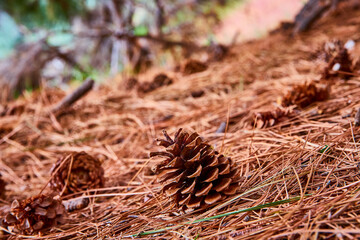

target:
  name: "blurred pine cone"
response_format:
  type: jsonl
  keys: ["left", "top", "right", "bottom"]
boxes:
{"left": 207, "top": 42, "right": 228, "bottom": 62}
{"left": 282, "top": 81, "right": 329, "bottom": 108}
{"left": 1, "top": 195, "right": 65, "bottom": 235}
{"left": 253, "top": 108, "right": 294, "bottom": 128}
{"left": 50, "top": 151, "right": 105, "bottom": 195}
{"left": 183, "top": 60, "right": 208, "bottom": 75}
{"left": 124, "top": 77, "right": 139, "bottom": 90}
{"left": 322, "top": 47, "right": 353, "bottom": 79}
{"left": 138, "top": 73, "right": 173, "bottom": 93}
{"left": 150, "top": 129, "right": 240, "bottom": 211}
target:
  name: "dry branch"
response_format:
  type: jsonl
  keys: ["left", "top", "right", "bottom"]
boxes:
{"left": 354, "top": 107, "right": 360, "bottom": 126}
{"left": 51, "top": 78, "right": 94, "bottom": 113}
{"left": 293, "top": 3, "right": 330, "bottom": 34}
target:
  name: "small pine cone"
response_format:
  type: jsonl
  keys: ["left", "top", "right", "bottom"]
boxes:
{"left": 124, "top": 77, "right": 139, "bottom": 90}
{"left": 150, "top": 129, "right": 240, "bottom": 211}
{"left": 138, "top": 81, "right": 153, "bottom": 93}
{"left": 253, "top": 107, "right": 293, "bottom": 128}
{"left": 207, "top": 43, "right": 228, "bottom": 62}
{"left": 1, "top": 195, "right": 65, "bottom": 235}
{"left": 183, "top": 60, "right": 208, "bottom": 75}
{"left": 138, "top": 73, "right": 173, "bottom": 93}
{"left": 321, "top": 40, "right": 343, "bottom": 62}
{"left": 282, "top": 81, "right": 329, "bottom": 108}
{"left": 152, "top": 73, "right": 173, "bottom": 89}
{"left": 322, "top": 47, "right": 353, "bottom": 79}
{"left": 50, "top": 151, "right": 105, "bottom": 195}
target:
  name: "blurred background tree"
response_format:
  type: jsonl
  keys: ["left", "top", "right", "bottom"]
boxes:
{"left": 0, "top": 0, "right": 240, "bottom": 100}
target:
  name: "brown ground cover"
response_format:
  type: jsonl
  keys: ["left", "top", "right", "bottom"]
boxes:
{"left": 1, "top": 4, "right": 360, "bottom": 239}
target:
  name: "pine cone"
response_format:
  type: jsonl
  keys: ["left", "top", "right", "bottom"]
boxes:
{"left": 282, "top": 81, "right": 329, "bottom": 108}
{"left": 253, "top": 107, "right": 293, "bottom": 128}
{"left": 152, "top": 73, "right": 173, "bottom": 88}
{"left": 322, "top": 40, "right": 343, "bottom": 62}
{"left": 138, "top": 73, "right": 173, "bottom": 93}
{"left": 207, "top": 43, "right": 228, "bottom": 62}
{"left": 50, "top": 151, "right": 105, "bottom": 195}
{"left": 183, "top": 60, "right": 208, "bottom": 75}
{"left": 150, "top": 129, "right": 240, "bottom": 211}
{"left": 322, "top": 47, "right": 353, "bottom": 79}
{"left": 1, "top": 195, "right": 65, "bottom": 235}
{"left": 124, "top": 77, "right": 139, "bottom": 90}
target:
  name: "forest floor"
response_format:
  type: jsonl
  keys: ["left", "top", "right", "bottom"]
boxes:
{"left": 1, "top": 3, "right": 360, "bottom": 239}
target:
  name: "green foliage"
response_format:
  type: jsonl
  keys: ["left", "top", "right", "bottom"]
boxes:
{"left": 72, "top": 66, "right": 101, "bottom": 84}
{"left": 133, "top": 25, "right": 148, "bottom": 36}
{"left": 47, "top": 32, "right": 74, "bottom": 47}
{"left": 0, "top": 0, "right": 87, "bottom": 29}
{"left": 0, "top": 12, "right": 21, "bottom": 58}
{"left": 319, "top": 145, "right": 330, "bottom": 153}
{"left": 0, "top": 0, "right": 245, "bottom": 84}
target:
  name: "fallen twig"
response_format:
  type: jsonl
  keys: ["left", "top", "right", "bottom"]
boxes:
{"left": 51, "top": 78, "right": 94, "bottom": 113}
{"left": 354, "top": 107, "right": 360, "bottom": 126}
{"left": 216, "top": 122, "right": 227, "bottom": 133}
{"left": 293, "top": 0, "right": 330, "bottom": 34}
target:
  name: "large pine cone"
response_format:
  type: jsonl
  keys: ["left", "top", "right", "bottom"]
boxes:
{"left": 1, "top": 195, "right": 65, "bottom": 235}
{"left": 150, "top": 129, "right": 240, "bottom": 210}
{"left": 50, "top": 151, "right": 105, "bottom": 195}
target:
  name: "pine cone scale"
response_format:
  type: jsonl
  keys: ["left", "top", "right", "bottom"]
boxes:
{"left": 178, "top": 194, "right": 191, "bottom": 205}
{"left": 22, "top": 218, "right": 30, "bottom": 230}
{"left": 204, "top": 156, "right": 218, "bottom": 167}
{"left": 164, "top": 183, "right": 182, "bottom": 196}
{"left": 167, "top": 157, "right": 183, "bottom": 168}
{"left": 187, "top": 165, "right": 202, "bottom": 178}
{"left": 157, "top": 168, "right": 181, "bottom": 181}
{"left": 223, "top": 184, "right": 238, "bottom": 195}
{"left": 205, "top": 192, "right": 222, "bottom": 205}
{"left": 35, "top": 207, "right": 47, "bottom": 216}
{"left": 195, "top": 183, "right": 213, "bottom": 197}
{"left": 46, "top": 208, "right": 56, "bottom": 218}
{"left": 33, "top": 221, "right": 44, "bottom": 230}
{"left": 5, "top": 213, "right": 16, "bottom": 224}
{"left": 202, "top": 168, "right": 219, "bottom": 183}
{"left": 219, "top": 164, "right": 230, "bottom": 175}
{"left": 224, "top": 169, "right": 240, "bottom": 180}
{"left": 213, "top": 178, "right": 232, "bottom": 192}
{"left": 185, "top": 151, "right": 201, "bottom": 166}
{"left": 181, "top": 179, "right": 197, "bottom": 194}
{"left": 185, "top": 133, "right": 199, "bottom": 144}
{"left": 187, "top": 197, "right": 203, "bottom": 208}
{"left": 166, "top": 143, "right": 181, "bottom": 155}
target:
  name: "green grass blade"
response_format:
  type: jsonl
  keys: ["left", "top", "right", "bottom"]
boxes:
{"left": 124, "top": 195, "right": 307, "bottom": 238}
